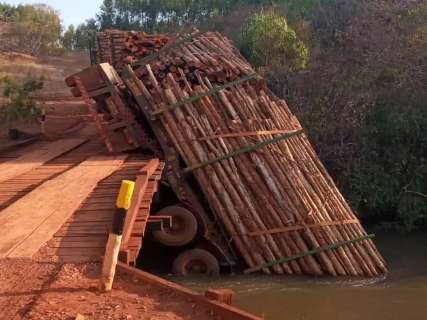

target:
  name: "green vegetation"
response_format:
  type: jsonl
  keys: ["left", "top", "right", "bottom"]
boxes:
{"left": 95, "top": 0, "right": 244, "bottom": 32}
{"left": 240, "top": 10, "right": 308, "bottom": 72}
{"left": 283, "top": 1, "right": 427, "bottom": 231}
{"left": 0, "top": 76, "right": 44, "bottom": 124}
{"left": 61, "top": 25, "right": 76, "bottom": 50}
{"left": 0, "top": 3, "right": 62, "bottom": 56}
{"left": 349, "top": 102, "right": 427, "bottom": 231}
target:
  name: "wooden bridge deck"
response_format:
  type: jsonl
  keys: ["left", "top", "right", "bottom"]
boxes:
{"left": 40, "top": 155, "right": 164, "bottom": 263}
{"left": 0, "top": 138, "right": 164, "bottom": 263}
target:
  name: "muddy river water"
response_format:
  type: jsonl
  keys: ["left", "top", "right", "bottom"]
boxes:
{"left": 175, "top": 231, "right": 427, "bottom": 320}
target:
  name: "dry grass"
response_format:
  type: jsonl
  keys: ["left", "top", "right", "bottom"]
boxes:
{"left": 0, "top": 50, "right": 90, "bottom": 140}
{"left": 0, "top": 51, "right": 90, "bottom": 94}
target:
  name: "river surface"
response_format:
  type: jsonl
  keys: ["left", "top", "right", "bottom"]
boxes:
{"left": 174, "top": 231, "right": 427, "bottom": 320}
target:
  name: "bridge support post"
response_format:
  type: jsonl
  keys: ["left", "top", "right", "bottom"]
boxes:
{"left": 100, "top": 180, "right": 135, "bottom": 292}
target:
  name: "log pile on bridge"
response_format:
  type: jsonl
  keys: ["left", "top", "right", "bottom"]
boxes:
{"left": 95, "top": 30, "right": 172, "bottom": 70}
{"left": 78, "top": 30, "right": 388, "bottom": 276}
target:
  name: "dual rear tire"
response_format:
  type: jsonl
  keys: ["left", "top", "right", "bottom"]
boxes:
{"left": 152, "top": 206, "right": 198, "bottom": 247}
{"left": 172, "top": 249, "right": 220, "bottom": 276}
{"left": 152, "top": 206, "right": 219, "bottom": 276}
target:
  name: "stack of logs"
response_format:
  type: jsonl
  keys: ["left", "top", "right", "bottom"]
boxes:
{"left": 132, "top": 33, "right": 254, "bottom": 90}
{"left": 95, "top": 30, "right": 172, "bottom": 70}
{"left": 118, "top": 31, "right": 387, "bottom": 276}
{"left": 124, "top": 31, "right": 172, "bottom": 64}
{"left": 96, "top": 30, "right": 128, "bottom": 70}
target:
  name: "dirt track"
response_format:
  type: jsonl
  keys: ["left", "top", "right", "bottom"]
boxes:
{"left": 0, "top": 259, "right": 218, "bottom": 320}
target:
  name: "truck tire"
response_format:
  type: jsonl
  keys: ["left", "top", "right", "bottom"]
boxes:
{"left": 172, "top": 249, "right": 220, "bottom": 276}
{"left": 152, "top": 206, "right": 198, "bottom": 247}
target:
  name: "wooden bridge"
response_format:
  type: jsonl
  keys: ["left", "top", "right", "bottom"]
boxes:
{"left": 0, "top": 138, "right": 163, "bottom": 264}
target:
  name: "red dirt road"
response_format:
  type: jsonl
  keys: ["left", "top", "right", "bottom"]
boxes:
{"left": 0, "top": 260, "right": 219, "bottom": 320}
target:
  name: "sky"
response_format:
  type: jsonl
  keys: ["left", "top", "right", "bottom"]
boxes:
{"left": 4, "top": 0, "right": 103, "bottom": 27}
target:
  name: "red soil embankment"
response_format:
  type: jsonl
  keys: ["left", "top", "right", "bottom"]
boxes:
{"left": 0, "top": 259, "right": 219, "bottom": 320}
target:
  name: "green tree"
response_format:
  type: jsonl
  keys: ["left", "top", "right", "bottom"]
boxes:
{"left": 74, "top": 19, "right": 98, "bottom": 50}
{"left": 62, "top": 24, "right": 76, "bottom": 50}
{"left": 240, "top": 10, "right": 308, "bottom": 72}
{"left": 95, "top": 0, "right": 258, "bottom": 32}
{"left": 97, "top": 0, "right": 115, "bottom": 30}
{"left": 348, "top": 101, "right": 427, "bottom": 231}
{"left": 9, "top": 4, "right": 62, "bottom": 55}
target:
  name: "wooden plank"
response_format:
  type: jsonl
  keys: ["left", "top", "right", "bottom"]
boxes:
{"left": 69, "top": 212, "right": 113, "bottom": 222}
{"left": 0, "top": 155, "right": 126, "bottom": 258}
{"left": 205, "top": 289, "right": 235, "bottom": 305}
{"left": 59, "top": 226, "right": 110, "bottom": 232}
{"left": 120, "top": 174, "right": 148, "bottom": 248}
{"left": 64, "top": 219, "right": 112, "bottom": 225}
{"left": 48, "top": 240, "right": 106, "bottom": 248}
{"left": 52, "top": 236, "right": 107, "bottom": 242}
{"left": 54, "top": 230, "right": 109, "bottom": 237}
{"left": 46, "top": 247, "right": 105, "bottom": 256}
{"left": 0, "top": 138, "right": 87, "bottom": 183}
{"left": 0, "top": 136, "right": 38, "bottom": 154}
{"left": 57, "top": 255, "right": 101, "bottom": 263}
{"left": 74, "top": 76, "right": 113, "bottom": 152}
{"left": 117, "top": 263, "right": 263, "bottom": 320}
{"left": 121, "top": 159, "right": 160, "bottom": 249}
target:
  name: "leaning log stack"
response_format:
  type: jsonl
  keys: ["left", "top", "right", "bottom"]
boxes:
{"left": 117, "top": 31, "right": 388, "bottom": 277}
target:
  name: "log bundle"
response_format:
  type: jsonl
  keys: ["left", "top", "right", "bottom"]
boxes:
{"left": 124, "top": 31, "right": 172, "bottom": 64}
{"left": 96, "top": 30, "right": 128, "bottom": 70}
{"left": 119, "top": 31, "right": 388, "bottom": 277}
{"left": 95, "top": 30, "right": 173, "bottom": 70}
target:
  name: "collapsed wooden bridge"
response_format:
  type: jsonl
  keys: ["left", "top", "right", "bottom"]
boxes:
{"left": 67, "top": 29, "right": 388, "bottom": 277}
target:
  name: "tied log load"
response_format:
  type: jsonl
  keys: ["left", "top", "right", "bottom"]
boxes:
{"left": 67, "top": 29, "right": 388, "bottom": 277}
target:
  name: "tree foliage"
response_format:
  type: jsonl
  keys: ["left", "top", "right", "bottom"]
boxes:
{"left": 284, "top": 0, "right": 427, "bottom": 230}
{"left": 349, "top": 101, "right": 427, "bottom": 231}
{"left": 240, "top": 10, "right": 308, "bottom": 72}
{"left": 0, "top": 3, "right": 62, "bottom": 56}
{"left": 0, "top": 2, "right": 19, "bottom": 21}
{"left": 62, "top": 25, "right": 76, "bottom": 50}
{"left": 74, "top": 19, "right": 98, "bottom": 49}
{"left": 0, "top": 76, "right": 44, "bottom": 124}
{"left": 96, "top": 0, "right": 263, "bottom": 32}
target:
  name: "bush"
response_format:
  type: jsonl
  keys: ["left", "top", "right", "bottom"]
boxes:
{"left": 0, "top": 76, "right": 44, "bottom": 124}
{"left": 240, "top": 10, "right": 308, "bottom": 72}
{"left": 348, "top": 102, "right": 427, "bottom": 231}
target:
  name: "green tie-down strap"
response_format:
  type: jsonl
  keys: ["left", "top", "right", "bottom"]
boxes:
{"left": 151, "top": 73, "right": 260, "bottom": 117}
{"left": 184, "top": 129, "right": 305, "bottom": 173}
{"left": 244, "top": 234, "right": 375, "bottom": 274}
